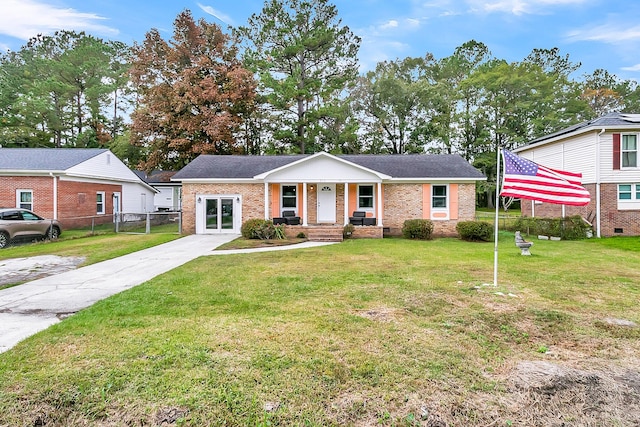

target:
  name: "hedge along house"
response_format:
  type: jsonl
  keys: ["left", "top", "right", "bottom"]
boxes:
{"left": 514, "top": 112, "right": 640, "bottom": 237}
{"left": 172, "top": 152, "right": 486, "bottom": 240}
{"left": 0, "top": 148, "right": 157, "bottom": 229}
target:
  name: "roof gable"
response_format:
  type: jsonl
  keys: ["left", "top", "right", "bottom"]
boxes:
{"left": 0, "top": 148, "right": 156, "bottom": 192}
{"left": 255, "top": 152, "right": 389, "bottom": 182}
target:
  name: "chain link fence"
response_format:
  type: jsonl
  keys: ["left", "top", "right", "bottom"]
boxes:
{"left": 62, "top": 212, "right": 182, "bottom": 235}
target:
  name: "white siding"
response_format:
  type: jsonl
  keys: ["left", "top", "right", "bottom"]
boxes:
{"left": 599, "top": 133, "right": 640, "bottom": 183}
{"left": 65, "top": 150, "right": 157, "bottom": 213}
{"left": 121, "top": 182, "right": 155, "bottom": 213}
{"left": 265, "top": 156, "right": 381, "bottom": 182}
{"left": 519, "top": 133, "right": 597, "bottom": 184}
{"left": 67, "top": 151, "right": 139, "bottom": 181}
{"left": 154, "top": 187, "right": 180, "bottom": 210}
{"left": 521, "top": 131, "right": 640, "bottom": 185}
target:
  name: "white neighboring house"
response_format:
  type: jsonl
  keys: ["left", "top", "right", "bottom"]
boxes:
{"left": 135, "top": 170, "right": 182, "bottom": 211}
{"left": 514, "top": 112, "right": 640, "bottom": 237}
{"left": 0, "top": 148, "right": 157, "bottom": 228}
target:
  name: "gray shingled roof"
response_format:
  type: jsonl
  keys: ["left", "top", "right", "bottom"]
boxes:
{"left": 0, "top": 148, "right": 107, "bottom": 170}
{"left": 173, "top": 153, "right": 485, "bottom": 180}
{"left": 525, "top": 112, "right": 640, "bottom": 146}
{"left": 341, "top": 154, "right": 484, "bottom": 178}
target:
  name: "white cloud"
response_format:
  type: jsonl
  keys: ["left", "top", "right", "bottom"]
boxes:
{"left": 197, "top": 3, "right": 234, "bottom": 26}
{"left": 622, "top": 64, "right": 640, "bottom": 72}
{"left": 380, "top": 20, "right": 399, "bottom": 30}
{"left": 466, "top": 0, "right": 588, "bottom": 16}
{"left": 0, "top": 0, "right": 118, "bottom": 41}
{"left": 406, "top": 18, "right": 421, "bottom": 28}
{"left": 566, "top": 23, "right": 640, "bottom": 43}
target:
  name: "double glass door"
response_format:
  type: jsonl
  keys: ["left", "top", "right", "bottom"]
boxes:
{"left": 205, "top": 198, "right": 234, "bottom": 231}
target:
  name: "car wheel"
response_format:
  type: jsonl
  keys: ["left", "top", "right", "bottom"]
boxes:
{"left": 0, "top": 231, "right": 8, "bottom": 249}
{"left": 46, "top": 226, "right": 60, "bottom": 240}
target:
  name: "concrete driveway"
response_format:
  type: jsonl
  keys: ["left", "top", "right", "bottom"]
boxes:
{"left": 0, "top": 235, "right": 335, "bottom": 353}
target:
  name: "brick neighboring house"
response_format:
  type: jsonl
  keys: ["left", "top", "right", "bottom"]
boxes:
{"left": 514, "top": 112, "right": 640, "bottom": 237}
{"left": 0, "top": 148, "right": 157, "bottom": 229}
{"left": 172, "top": 151, "right": 486, "bottom": 239}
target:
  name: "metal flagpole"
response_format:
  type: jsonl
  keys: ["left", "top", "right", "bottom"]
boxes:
{"left": 493, "top": 147, "right": 501, "bottom": 286}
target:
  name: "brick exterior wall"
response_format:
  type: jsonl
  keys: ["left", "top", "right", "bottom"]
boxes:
{"left": 182, "top": 182, "right": 477, "bottom": 238}
{"left": 181, "top": 183, "right": 265, "bottom": 234}
{"left": 0, "top": 176, "right": 54, "bottom": 215}
{"left": 382, "top": 183, "right": 476, "bottom": 237}
{"left": 520, "top": 183, "right": 640, "bottom": 237}
{"left": 382, "top": 184, "right": 423, "bottom": 235}
{"left": 0, "top": 176, "right": 121, "bottom": 229}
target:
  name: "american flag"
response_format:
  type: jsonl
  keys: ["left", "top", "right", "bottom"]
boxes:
{"left": 500, "top": 149, "right": 590, "bottom": 206}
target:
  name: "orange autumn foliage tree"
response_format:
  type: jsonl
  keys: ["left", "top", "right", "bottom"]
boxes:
{"left": 130, "top": 10, "right": 257, "bottom": 171}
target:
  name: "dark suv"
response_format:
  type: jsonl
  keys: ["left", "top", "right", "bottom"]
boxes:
{"left": 0, "top": 208, "right": 62, "bottom": 249}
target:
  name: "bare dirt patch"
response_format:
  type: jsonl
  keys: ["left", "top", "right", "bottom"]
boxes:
{"left": 0, "top": 255, "right": 85, "bottom": 287}
{"left": 355, "top": 306, "right": 404, "bottom": 322}
{"left": 504, "top": 360, "right": 640, "bottom": 426}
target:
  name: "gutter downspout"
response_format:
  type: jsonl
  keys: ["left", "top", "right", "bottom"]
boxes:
{"left": 561, "top": 144, "right": 566, "bottom": 218}
{"left": 49, "top": 172, "right": 58, "bottom": 220}
{"left": 596, "top": 128, "right": 605, "bottom": 238}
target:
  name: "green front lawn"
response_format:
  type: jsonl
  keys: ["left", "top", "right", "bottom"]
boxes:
{"left": 0, "top": 231, "right": 181, "bottom": 266}
{"left": 1, "top": 234, "right": 640, "bottom": 426}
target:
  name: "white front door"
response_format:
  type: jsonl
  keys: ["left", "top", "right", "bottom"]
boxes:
{"left": 317, "top": 184, "right": 336, "bottom": 223}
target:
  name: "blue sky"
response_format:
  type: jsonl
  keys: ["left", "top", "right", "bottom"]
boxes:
{"left": 1, "top": 0, "right": 639, "bottom": 79}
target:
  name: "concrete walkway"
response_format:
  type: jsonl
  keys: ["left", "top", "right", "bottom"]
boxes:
{"left": 0, "top": 235, "right": 334, "bottom": 353}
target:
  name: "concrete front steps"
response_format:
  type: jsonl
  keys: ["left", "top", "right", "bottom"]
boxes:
{"left": 305, "top": 225, "right": 345, "bottom": 242}
{"left": 284, "top": 224, "right": 384, "bottom": 241}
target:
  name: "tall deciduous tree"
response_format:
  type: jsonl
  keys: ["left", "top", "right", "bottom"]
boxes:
{"left": 130, "top": 10, "right": 256, "bottom": 171}
{"left": 426, "top": 40, "right": 491, "bottom": 157}
{"left": 351, "top": 56, "right": 432, "bottom": 154}
{"left": 580, "top": 69, "right": 633, "bottom": 116}
{"left": 236, "top": 0, "right": 360, "bottom": 154}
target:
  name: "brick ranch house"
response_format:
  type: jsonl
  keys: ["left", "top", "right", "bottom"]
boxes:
{"left": 172, "top": 151, "right": 486, "bottom": 240}
{"left": 514, "top": 112, "right": 640, "bottom": 237}
{"left": 0, "top": 148, "right": 157, "bottom": 229}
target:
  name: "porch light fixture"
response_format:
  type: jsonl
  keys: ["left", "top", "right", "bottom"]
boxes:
{"left": 197, "top": 197, "right": 202, "bottom": 203}
{"left": 310, "top": 185, "right": 314, "bottom": 190}
{"left": 236, "top": 197, "right": 240, "bottom": 202}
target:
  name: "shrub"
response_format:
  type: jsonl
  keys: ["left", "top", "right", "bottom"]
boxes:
{"left": 512, "top": 215, "right": 592, "bottom": 240}
{"left": 241, "top": 219, "right": 278, "bottom": 240}
{"left": 241, "top": 218, "right": 263, "bottom": 239}
{"left": 456, "top": 220, "right": 493, "bottom": 242}
{"left": 402, "top": 219, "right": 434, "bottom": 240}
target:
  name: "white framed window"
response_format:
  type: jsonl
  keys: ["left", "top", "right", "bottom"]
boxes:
{"left": 281, "top": 185, "right": 297, "bottom": 212}
{"left": 618, "top": 184, "right": 640, "bottom": 201}
{"left": 621, "top": 134, "right": 638, "bottom": 168}
{"left": 358, "top": 185, "right": 374, "bottom": 210}
{"left": 432, "top": 185, "right": 448, "bottom": 208}
{"left": 16, "top": 189, "right": 33, "bottom": 210}
{"left": 97, "top": 191, "right": 106, "bottom": 214}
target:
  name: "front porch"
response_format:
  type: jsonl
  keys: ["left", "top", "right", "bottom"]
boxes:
{"left": 283, "top": 223, "right": 384, "bottom": 242}
{"left": 265, "top": 182, "right": 383, "bottom": 228}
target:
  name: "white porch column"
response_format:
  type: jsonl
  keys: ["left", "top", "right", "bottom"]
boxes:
{"left": 264, "top": 182, "right": 269, "bottom": 220}
{"left": 377, "top": 182, "right": 383, "bottom": 226}
{"left": 344, "top": 182, "right": 349, "bottom": 225}
{"left": 302, "top": 182, "right": 308, "bottom": 226}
